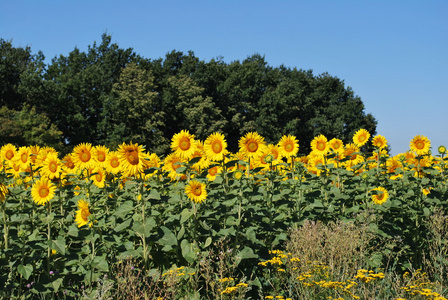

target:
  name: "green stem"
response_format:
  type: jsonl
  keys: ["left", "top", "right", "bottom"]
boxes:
{"left": 47, "top": 201, "right": 52, "bottom": 274}
{"left": 2, "top": 200, "right": 8, "bottom": 250}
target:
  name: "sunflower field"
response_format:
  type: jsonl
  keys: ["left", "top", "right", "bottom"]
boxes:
{"left": 1, "top": 129, "right": 447, "bottom": 299}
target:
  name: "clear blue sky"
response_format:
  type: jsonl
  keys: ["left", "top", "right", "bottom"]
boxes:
{"left": 1, "top": 0, "right": 447, "bottom": 155}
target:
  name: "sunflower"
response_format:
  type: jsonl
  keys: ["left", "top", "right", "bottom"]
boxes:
{"left": 372, "top": 135, "right": 388, "bottom": 149}
{"left": 171, "top": 130, "right": 197, "bottom": 160}
{"left": 162, "top": 153, "right": 185, "bottom": 181}
{"left": 142, "top": 152, "right": 161, "bottom": 179}
{"left": 278, "top": 135, "right": 299, "bottom": 158}
{"left": 353, "top": 129, "right": 371, "bottom": 147}
{"left": 438, "top": 145, "right": 447, "bottom": 155}
{"left": 35, "top": 146, "right": 57, "bottom": 168}
{"left": 117, "top": 142, "right": 145, "bottom": 177}
{"left": 31, "top": 177, "right": 56, "bottom": 205}
{"left": 91, "top": 167, "right": 106, "bottom": 188}
{"left": 238, "top": 132, "right": 266, "bottom": 158}
{"left": 94, "top": 145, "right": 109, "bottom": 167}
{"left": 72, "top": 143, "right": 95, "bottom": 170}
{"left": 29, "top": 145, "right": 41, "bottom": 165}
{"left": 307, "top": 154, "right": 326, "bottom": 176}
{"left": 329, "top": 138, "right": 344, "bottom": 154}
{"left": 105, "top": 151, "right": 122, "bottom": 175}
{"left": 41, "top": 152, "right": 62, "bottom": 180}
{"left": 190, "top": 141, "right": 210, "bottom": 171}
{"left": 75, "top": 199, "right": 91, "bottom": 228}
{"left": 206, "top": 165, "right": 222, "bottom": 181}
{"left": 14, "top": 146, "right": 32, "bottom": 171}
{"left": 204, "top": 132, "right": 228, "bottom": 161}
{"left": 185, "top": 179, "right": 207, "bottom": 203}
{"left": 371, "top": 187, "right": 388, "bottom": 205}
{"left": 0, "top": 183, "right": 8, "bottom": 202}
{"left": 310, "top": 135, "right": 329, "bottom": 156}
{"left": 409, "top": 135, "right": 431, "bottom": 155}
{"left": 0, "top": 144, "right": 17, "bottom": 164}
{"left": 62, "top": 154, "right": 76, "bottom": 172}
{"left": 343, "top": 143, "right": 363, "bottom": 169}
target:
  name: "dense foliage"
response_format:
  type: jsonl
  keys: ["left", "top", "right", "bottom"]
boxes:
{"left": 0, "top": 34, "right": 376, "bottom": 155}
{"left": 0, "top": 130, "right": 447, "bottom": 299}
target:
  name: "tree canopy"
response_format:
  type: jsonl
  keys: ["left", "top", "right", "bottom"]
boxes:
{"left": 0, "top": 34, "right": 377, "bottom": 155}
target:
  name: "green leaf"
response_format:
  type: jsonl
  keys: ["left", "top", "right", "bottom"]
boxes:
{"left": 52, "top": 277, "right": 63, "bottom": 292}
{"left": 52, "top": 237, "right": 66, "bottom": 255}
{"left": 177, "top": 225, "right": 185, "bottom": 240}
{"left": 159, "top": 226, "right": 177, "bottom": 246}
{"left": 181, "top": 239, "right": 197, "bottom": 263}
{"left": 114, "top": 218, "right": 132, "bottom": 232}
{"left": 148, "top": 189, "right": 161, "bottom": 200}
{"left": 92, "top": 256, "right": 109, "bottom": 272}
{"left": 180, "top": 208, "right": 194, "bottom": 224}
{"left": 18, "top": 264, "right": 33, "bottom": 280}
{"left": 237, "top": 246, "right": 258, "bottom": 260}
{"left": 114, "top": 200, "right": 134, "bottom": 218}
{"left": 204, "top": 237, "right": 212, "bottom": 248}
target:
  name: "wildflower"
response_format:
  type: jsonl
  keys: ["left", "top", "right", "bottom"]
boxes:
{"left": 353, "top": 129, "right": 370, "bottom": 147}
{"left": 31, "top": 178, "right": 56, "bottom": 205}
{"left": 371, "top": 187, "right": 389, "bottom": 205}
{"left": 185, "top": 180, "right": 207, "bottom": 204}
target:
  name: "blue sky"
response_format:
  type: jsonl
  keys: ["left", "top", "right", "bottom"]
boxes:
{"left": 1, "top": 0, "right": 447, "bottom": 155}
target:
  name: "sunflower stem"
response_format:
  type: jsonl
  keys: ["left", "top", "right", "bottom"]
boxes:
{"left": 47, "top": 201, "right": 52, "bottom": 274}
{"left": 2, "top": 200, "right": 8, "bottom": 250}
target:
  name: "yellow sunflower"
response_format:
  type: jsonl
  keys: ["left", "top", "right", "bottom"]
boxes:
{"left": 204, "top": 132, "right": 228, "bottom": 161}
{"left": 0, "top": 144, "right": 17, "bottom": 164}
{"left": 31, "top": 177, "right": 57, "bottom": 205}
{"left": 14, "top": 146, "right": 32, "bottom": 171}
{"left": 117, "top": 142, "right": 145, "bottom": 177}
{"left": 310, "top": 134, "right": 329, "bottom": 156}
{"left": 0, "top": 183, "right": 8, "bottom": 202}
{"left": 372, "top": 135, "right": 388, "bottom": 149}
{"left": 353, "top": 129, "right": 371, "bottom": 147}
{"left": 41, "top": 152, "right": 62, "bottom": 180}
{"left": 190, "top": 141, "right": 210, "bottom": 171}
{"left": 62, "top": 154, "right": 76, "bottom": 172}
{"left": 91, "top": 166, "right": 106, "bottom": 188}
{"left": 371, "top": 187, "right": 388, "bottom": 205}
{"left": 171, "top": 130, "right": 197, "bottom": 160}
{"left": 343, "top": 143, "right": 364, "bottom": 169}
{"left": 185, "top": 179, "right": 207, "bottom": 203}
{"left": 238, "top": 132, "right": 267, "bottom": 158}
{"left": 278, "top": 135, "right": 299, "bottom": 158}
{"left": 72, "top": 143, "right": 95, "bottom": 170}
{"left": 409, "top": 135, "right": 431, "bottom": 155}
{"left": 94, "top": 145, "right": 109, "bottom": 167}
{"left": 28, "top": 145, "right": 41, "bottom": 165}
{"left": 328, "top": 138, "right": 344, "bottom": 154}
{"left": 105, "top": 151, "right": 122, "bottom": 175}
{"left": 206, "top": 165, "right": 222, "bottom": 181}
{"left": 75, "top": 199, "right": 91, "bottom": 228}
{"left": 162, "top": 153, "right": 185, "bottom": 181}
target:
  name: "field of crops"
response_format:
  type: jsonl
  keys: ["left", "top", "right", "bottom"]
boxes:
{"left": 1, "top": 129, "right": 447, "bottom": 299}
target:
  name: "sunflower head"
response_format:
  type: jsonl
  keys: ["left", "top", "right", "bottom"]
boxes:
{"left": 1, "top": 144, "right": 17, "bottom": 163}
{"left": 118, "top": 142, "right": 145, "bottom": 177}
{"left": 171, "top": 130, "right": 197, "bottom": 160}
{"left": 0, "top": 183, "right": 8, "bottom": 202}
{"left": 185, "top": 180, "right": 207, "bottom": 204}
{"left": 239, "top": 132, "right": 267, "bottom": 158}
{"left": 72, "top": 143, "right": 94, "bottom": 170}
{"left": 371, "top": 187, "right": 388, "bottom": 205}
{"left": 353, "top": 129, "right": 370, "bottom": 147}
{"left": 105, "top": 151, "right": 122, "bottom": 175}
{"left": 409, "top": 135, "right": 431, "bottom": 155}
{"left": 278, "top": 135, "right": 299, "bottom": 158}
{"left": 31, "top": 178, "right": 57, "bottom": 205}
{"left": 311, "top": 135, "right": 329, "bottom": 156}
{"left": 372, "top": 135, "right": 388, "bottom": 149}
{"left": 204, "top": 132, "right": 228, "bottom": 162}
{"left": 75, "top": 199, "right": 91, "bottom": 228}
{"left": 329, "top": 138, "right": 344, "bottom": 154}
{"left": 437, "top": 145, "right": 446, "bottom": 155}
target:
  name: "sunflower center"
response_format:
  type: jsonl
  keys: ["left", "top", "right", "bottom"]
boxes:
{"left": 376, "top": 192, "right": 384, "bottom": 200}
{"left": 179, "top": 138, "right": 191, "bottom": 151}
{"left": 284, "top": 142, "right": 294, "bottom": 152}
{"left": 416, "top": 141, "right": 425, "bottom": 150}
{"left": 192, "top": 185, "right": 202, "bottom": 196}
{"left": 208, "top": 167, "right": 218, "bottom": 176}
{"left": 5, "top": 150, "right": 14, "bottom": 160}
{"left": 21, "top": 153, "right": 28, "bottom": 163}
{"left": 80, "top": 151, "right": 91, "bottom": 163}
{"left": 95, "top": 172, "right": 102, "bottom": 182}
{"left": 39, "top": 187, "right": 49, "bottom": 198}
{"left": 333, "top": 143, "right": 341, "bottom": 150}
{"left": 317, "top": 142, "right": 326, "bottom": 151}
{"left": 97, "top": 152, "right": 106, "bottom": 162}
{"left": 126, "top": 150, "right": 139, "bottom": 165}
{"left": 111, "top": 157, "right": 119, "bottom": 168}
{"left": 212, "top": 141, "right": 222, "bottom": 153}
{"left": 358, "top": 135, "right": 366, "bottom": 143}
{"left": 247, "top": 141, "right": 258, "bottom": 152}
{"left": 81, "top": 208, "right": 90, "bottom": 220}
{"left": 49, "top": 161, "right": 58, "bottom": 173}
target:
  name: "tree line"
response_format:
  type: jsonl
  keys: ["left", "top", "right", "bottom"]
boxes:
{"left": 0, "top": 33, "right": 377, "bottom": 155}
